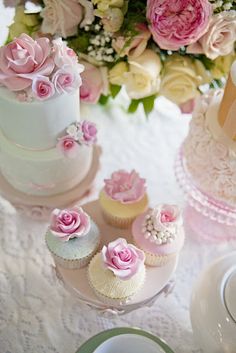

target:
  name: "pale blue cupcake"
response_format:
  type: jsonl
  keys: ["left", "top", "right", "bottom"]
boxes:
{"left": 45, "top": 206, "right": 100, "bottom": 269}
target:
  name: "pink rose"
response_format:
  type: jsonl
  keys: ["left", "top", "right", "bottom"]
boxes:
{"left": 104, "top": 170, "right": 146, "bottom": 204}
{"left": 101, "top": 238, "right": 145, "bottom": 280}
{"left": 179, "top": 98, "right": 196, "bottom": 114}
{"left": 56, "top": 135, "right": 79, "bottom": 158}
{"left": 112, "top": 24, "right": 151, "bottom": 58}
{"left": 0, "top": 34, "right": 54, "bottom": 91}
{"left": 80, "top": 61, "right": 107, "bottom": 104}
{"left": 80, "top": 120, "right": 97, "bottom": 145}
{"left": 50, "top": 206, "right": 90, "bottom": 241}
{"left": 41, "top": 0, "right": 94, "bottom": 38}
{"left": 187, "top": 12, "right": 236, "bottom": 60}
{"left": 146, "top": 0, "right": 212, "bottom": 50}
{"left": 52, "top": 65, "right": 82, "bottom": 94}
{"left": 32, "top": 76, "right": 55, "bottom": 100}
{"left": 151, "top": 205, "right": 182, "bottom": 232}
{"left": 52, "top": 38, "right": 84, "bottom": 71}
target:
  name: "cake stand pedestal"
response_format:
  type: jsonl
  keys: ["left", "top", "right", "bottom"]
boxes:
{"left": 0, "top": 146, "right": 101, "bottom": 221}
{"left": 175, "top": 147, "right": 236, "bottom": 243}
{"left": 55, "top": 200, "right": 178, "bottom": 316}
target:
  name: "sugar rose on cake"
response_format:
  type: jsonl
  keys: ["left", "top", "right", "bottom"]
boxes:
{"left": 45, "top": 206, "right": 100, "bottom": 269}
{"left": 132, "top": 204, "right": 185, "bottom": 267}
{"left": 88, "top": 238, "right": 146, "bottom": 305}
{"left": 0, "top": 34, "right": 84, "bottom": 101}
{"left": 99, "top": 169, "right": 149, "bottom": 228}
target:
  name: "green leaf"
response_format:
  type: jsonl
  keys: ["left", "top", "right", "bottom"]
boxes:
{"left": 110, "top": 84, "right": 121, "bottom": 98}
{"left": 99, "top": 94, "right": 110, "bottom": 105}
{"left": 141, "top": 95, "right": 156, "bottom": 116}
{"left": 67, "top": 33, "right": 90, "bottom": 53}
{"left": 128, "top": 99, "right": 140, "bottom": 113}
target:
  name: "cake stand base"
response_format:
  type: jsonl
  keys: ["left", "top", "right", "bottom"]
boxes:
{"left": 0, "top": 146, "right": 101, "bottom": 221}
{"left": 55, "top": 200, "right": 178, "bottom": 315}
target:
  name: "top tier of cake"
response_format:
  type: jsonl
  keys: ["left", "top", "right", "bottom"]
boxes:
{"left": 0, "top": 87, "right": 80, "bottom": 150}
{"left": 0, "top": 34, "right": 84, "bottom": 150}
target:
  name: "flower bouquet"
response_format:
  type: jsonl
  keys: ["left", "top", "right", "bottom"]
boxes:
{"left": 4, "top": 0, "right": 236, "bottom": 114}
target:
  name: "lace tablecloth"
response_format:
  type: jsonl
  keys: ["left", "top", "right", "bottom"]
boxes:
{"left": 1, "top": 6, "right": 236, "bottom": 352}
{"left": 1, "top": 98, "right": 236, "bottom": 353}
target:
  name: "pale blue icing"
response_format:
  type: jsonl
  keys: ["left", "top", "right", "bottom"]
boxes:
{"left": 45, "top": 221, "right": 100, "bottom": 260}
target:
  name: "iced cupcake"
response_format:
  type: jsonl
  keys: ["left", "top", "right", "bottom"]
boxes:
{"left": 45, "top": 206, "right": 100, "bottom": 269}
{"left": 132, "top": 204, "right": 184, "bottom": 267}
{"left": 88, "top": 238, "right": 146, "bottom": 305}
{"left": 99, "top": 170, "right": 148, "bottom": 228}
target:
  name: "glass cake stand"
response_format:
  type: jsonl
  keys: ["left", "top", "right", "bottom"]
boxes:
{"left": 54, "top": 200, "right": 177, "bottom": 316}
{"left": 175, "top": 147, "right": 236, "bottom": 243}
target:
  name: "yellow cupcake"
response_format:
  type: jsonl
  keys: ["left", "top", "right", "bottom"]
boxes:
{"left": 99, "top": 170, "right": 149, "bottom": 228}
{"left": 88, "top": 238, "right": 146, "bottom": 305}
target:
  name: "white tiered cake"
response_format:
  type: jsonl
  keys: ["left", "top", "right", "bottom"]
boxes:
{"left": 183, "top": 61, "right": 236, "bottom": 206}
{"left": 0, "top": 34, "right": 97, "bottom": 198}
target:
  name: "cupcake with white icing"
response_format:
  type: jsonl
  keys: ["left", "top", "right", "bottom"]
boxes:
{"left": 132, "top": 204, "right": 184, "bottom": 266}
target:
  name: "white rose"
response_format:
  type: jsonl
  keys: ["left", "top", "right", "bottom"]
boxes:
{"left": 187, "top": 11, "right": 236, "bottom": 60}
{"left": 123, "top": 49, "right": 162, "bottom": 99}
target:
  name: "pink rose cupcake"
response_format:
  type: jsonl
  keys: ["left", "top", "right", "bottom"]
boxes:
{"left": 99, "top": 170, "right": 149, "bottom": 228}
{"left": 45, "top": 206, "right": 100, "bottom": 269}
{"left": 88, "top": 238, "right": 146, "bottom": 305}
{"left": 132, "top": 204, "right": 184, "bottom": 266}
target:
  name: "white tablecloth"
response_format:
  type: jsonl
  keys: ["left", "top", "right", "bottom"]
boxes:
{"left": 0, "top": 5, "right": 235, "bottom": 352}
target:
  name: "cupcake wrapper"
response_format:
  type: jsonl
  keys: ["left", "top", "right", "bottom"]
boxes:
{"left": 46, "top": 239, "right": 100, "bottom": 270}
{"left": 144, "top": 251, "right": 176, "bottom": 267}
{"left": 101, "top": 209, "right": 136, "bottom": 229}
{"left": 87, "top": 259, "right": 146, "bottom": 306}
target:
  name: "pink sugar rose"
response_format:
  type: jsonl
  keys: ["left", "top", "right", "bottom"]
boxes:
{"left": 104, "top": 170, "right": 146, "bottom": 204}
{"left": 102, "top": 238, "right": 145, "bottom": 280}
{"left": 0, "top": 33, "right": 54, "bottom": 91}
{"left": 112, "top": 23, "right": 151, "bottom": 58}
{"left": 32, "top": 76, "right": 55, "bottom": 100}
{"left": 52, "top": 65, "right": 82, "bottom": 94}
{"left": 52, "top": 38, "right": 84, "bottom": 70}
{"left": 50, "top": 206, "right": 90, "bottom": 241}
{"left": 80, "top": 61, "right": 107, "bottom": 104}
{"left": 80, "top": 120, "right": 97, "bottom": 145}
{"left": 151, "top": 205, "right": 182, "bottom": 232}
{"left": 57, "top": 135, "right": 79, "bottom": 158}
{"left": 146, "top": 0, "right": 212, "bottom": 51}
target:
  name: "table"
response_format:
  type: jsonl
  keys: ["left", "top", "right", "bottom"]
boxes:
{"left": 0, "top": 5, "right": 235, "bottom": 352}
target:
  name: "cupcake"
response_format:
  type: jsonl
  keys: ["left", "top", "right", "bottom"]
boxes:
{"left": 45, "top": 206, "right": 100, "bottom": 269}
{"left": 132, "top": 204, "right": 184, "bottom": 267}
{"left": 99, "top": 170, "right": 148, "bottom": 228}
{"left": 88, "top": 238, "right": 146, "bottom": 305}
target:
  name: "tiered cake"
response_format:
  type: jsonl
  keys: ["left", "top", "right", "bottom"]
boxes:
{"left": 183, "top": 61, "right": 236, "bottom": 206}
{"left": 0, "top": 34, "right": 97, "bottom": 197}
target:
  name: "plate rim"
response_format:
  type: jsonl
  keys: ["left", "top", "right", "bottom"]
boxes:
{"left": 76, "top": 327, "right": 175, "bottom": 353}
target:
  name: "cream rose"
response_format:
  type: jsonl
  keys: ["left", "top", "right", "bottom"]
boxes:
{"left": 41, "top": 0, "right": 94, "bottom": 38}
{"left": 160, "top": 55, "right": 210, "bottom": 105}
{"left": 112, "top": 24, "right": 151, "bottom": 58}
{"left": 123, "top": 49, "right": 162, "bottom": 99}
{"left": 187, "top": 11, "right": 236, "bottom": 60}
{"left": 109, "top": 62, "right": 128, "bottom": 85}
{"left": 211, "top": 52, "right": 235, "bottom": 79}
